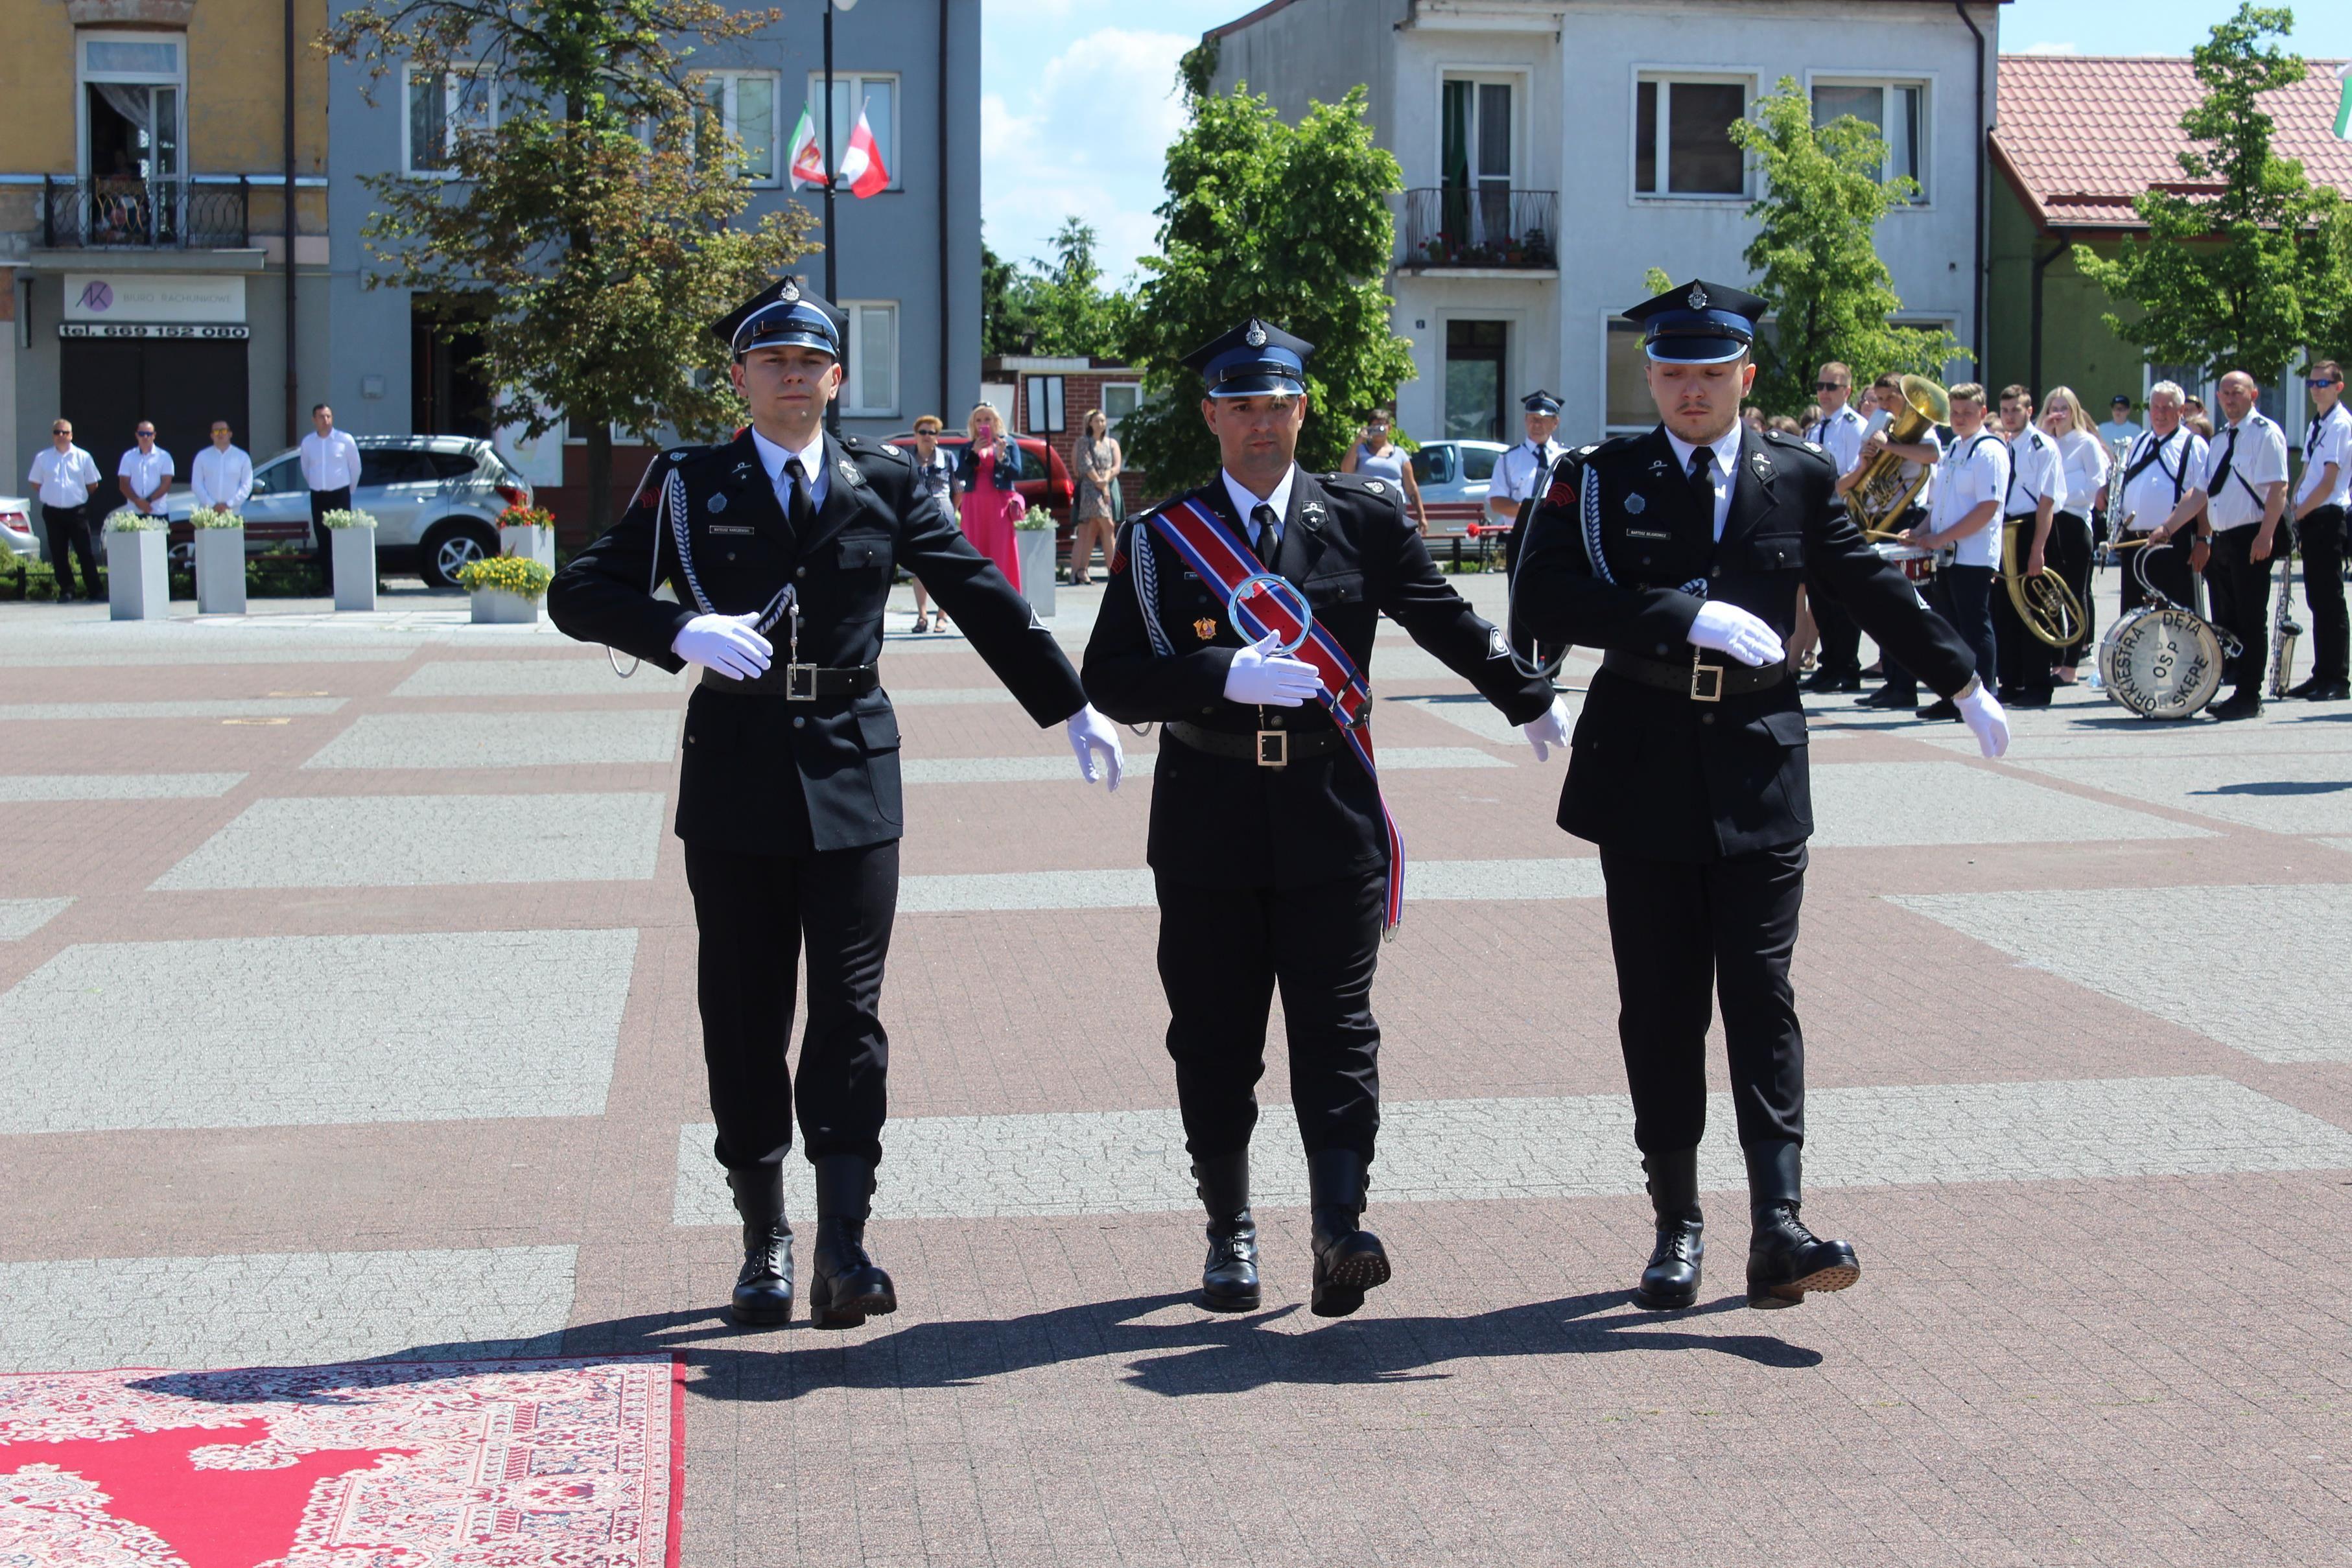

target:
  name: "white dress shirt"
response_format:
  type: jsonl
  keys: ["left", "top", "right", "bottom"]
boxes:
{"left": 191, "top": 443, "right": 254, "bottom": 511}
{"left": 2117, "top": 426, "right": 2205, "bottom": 532}
{"left": 117, "top": 444, "right": 175, "bottom": 509}
{"left": 28, "top": 445, "right": 101, "bottom": 508}
{"left": 2198, "top": 413, "right": 2290, "bottom": 532}
{"left": 2003, "top": 425, "right": 2066, "bottom": 515}
{"left": 750, "top": 425, "right": 830, "bottom": 515}
{"left": 1662, "top": 424, "right": 1744, "bottom": 543}
{"left": 1223, "top": 465, "right": 1298, "bottom": 554}
{"left": 1806, "top": 402, "right": 1869, "bottom": 476}
{"left": 2299, "top": 402, "right": 2351, "bottom": 510}
{"left": 1494, "top": 437, "right": 1566, "bottom": 510}
{"left": 1933, "top": 431, "right": 2010, "bottom": 569}
{"left": 299, "top": 428, "right": 363, "bottom": 492}
{"left": 2052, "top": 427, "right": 2110, "bottom": 518}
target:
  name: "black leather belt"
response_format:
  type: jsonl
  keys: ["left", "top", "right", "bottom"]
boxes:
{"left": 1166, "top": 718, "right": 1347, "bottom": 767}
{"left": 700, "top": 661, "right": 880, "bottom": 698}
{"left": 1600, "top": 648, "right": 1786, "bottom": 702}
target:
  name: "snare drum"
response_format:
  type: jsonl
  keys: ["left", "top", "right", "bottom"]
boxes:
{"left": 1871, "top": 541, "right": 1938, "bottom": 583}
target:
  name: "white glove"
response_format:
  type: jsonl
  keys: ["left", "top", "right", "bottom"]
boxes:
{"left": 672, "top": 613, "right": 773, "bottom": 681}
{"left": 1522, "top": 695, "right": 1572, "bottom": 761}
{"left": 1688, "top": 600, "right": 1786, "bottom": 668}
{"left": 1222, "top": 629, "right": 1321, "bottom": 707}
{"left": 1065, "top": 703, "right": 1124, "bottom": 791}
{"left": 1954, "top": 682, "right": 2010, "bottom": 759}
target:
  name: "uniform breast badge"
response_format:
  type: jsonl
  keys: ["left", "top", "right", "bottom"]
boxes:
{"left": 1194, "top": 616, "right": 1218, "bottom": 642}
{"left": 1625, "top": 493, "right": 1646, "bottom": 513}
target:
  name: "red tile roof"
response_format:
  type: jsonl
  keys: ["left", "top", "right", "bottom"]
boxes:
{"left": 1994, "top": 54, "right": 2352, "bottom": 230}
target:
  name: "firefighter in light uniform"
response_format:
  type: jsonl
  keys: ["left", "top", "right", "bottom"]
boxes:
{"left": 1510, "top": 281, "right": 2010, "bottom": 1311}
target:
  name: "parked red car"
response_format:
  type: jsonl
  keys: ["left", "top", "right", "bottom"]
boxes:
{"left": 886, "top": 432, "right": 1076, "bottom": 520}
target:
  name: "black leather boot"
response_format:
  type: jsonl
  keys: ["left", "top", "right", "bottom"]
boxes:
{"left": 808, "top": 1155, "right": 897, "bottom": 1329}
{"left": 1634, "top": 1147, "right": 1703, "bottom": 1310}
{"left": 1307, "top": 1149, "right": 1389, "bottom": 1318}
{"left": 1194, "top": 1151, "right": 1260, "bottom": 1312}
{"left": 1743, "top": 1140, "right": 1860, "bottom": 1309}
{"left": 723, "top": 1167, "right": 794, "bottom": 1328}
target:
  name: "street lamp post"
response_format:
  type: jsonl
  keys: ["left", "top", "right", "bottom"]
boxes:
{"left": 822, "top": 0, "right": 856, "bottom": 434}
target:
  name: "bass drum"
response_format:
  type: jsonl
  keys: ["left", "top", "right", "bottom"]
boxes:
{"left": 2099, "top": 604, "right": 2226, "bottom": 720}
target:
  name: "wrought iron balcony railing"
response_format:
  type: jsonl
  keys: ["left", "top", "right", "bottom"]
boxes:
{"left": 1398, "top": 187, "right": 1558, "bottom": 271}
{"left": 40, "top": 176, "right": 251, "bottom": 250}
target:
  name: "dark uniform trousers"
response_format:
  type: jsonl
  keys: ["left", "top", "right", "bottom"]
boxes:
{"left": 1876, "top": 505, "right": 1930, "bottom": 702}
{"left": 2299, "top": 504, "right": 2349, "bottom": 683}
{"left": 311, "top": 486, "right": 351, "bottom": 592}
{"left": 42, "top": 502, "right": 99, "bottom": 599}
{"left": 2048, "top": 510, "right": 2097, "bottom": 670}
{"left": 2207, "top": 523, "right": 2274, "bottom": 692}
{"left": 2119, "top": 537, "right": 2197, "bottom": 616}
{"left": 1991, "top": 513, "right": 2052, "bottom": 698}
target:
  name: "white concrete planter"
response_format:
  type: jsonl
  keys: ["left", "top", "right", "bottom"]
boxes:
{"left": 105, "top": 529, "right": 168, "bottom": 621}
{"left": 331, "top": 526, "right": 377, "bottom": 612}
{"left": 469, "top": 587, "right": 542, "bottom": 624}
{"left": 500, "top": 524, "right": 556, "bottom": 568}
{"left": 1015, "top": 527, "right": 1056, "bottom": 618}
{"left": 193, "top": 526, "right": 247, "bottom": 615}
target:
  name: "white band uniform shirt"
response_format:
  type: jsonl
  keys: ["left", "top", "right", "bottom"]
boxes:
{"left": 299, "top": 428, "right": 362, "bottom": 493}
{"left": 1663, "top": 424, "right": 1743, "bottom": 542}
{"left": 27, "top": 445, "right": 100, "bottom": 508}
{"left": 1494, "top": 437, "right": 1567, "bottom": 510}
{"left": 1221, "top": 464, "right": 1298, "bottom": 553}
{"left": 1806, "top": 403, "right": 1868, "bottom": 477}
{"left": 2300, "top": 402, "right": 2352, "bottom": 510}
{"left": 191, "top": 444, "right": 254, "bottom": 512}
{"left": 2118, "top": 427, "right": 2207, "bottom": 532}
{"left": 1933, "top": 432, "right": 2010, "bottom": 569}
{"left": 117, "top": 444, "right": 175, "bottom": 509}
{"left": 750, "top": 424, "right": 829, "bottom": 513}
{"left": 2052, "top": 427, "right": 2110, "bottom": 518}
{"left": 2003, "top": 425, "right": 2067, "bottom": 520}
{"left": 2198, "top": 413, "right": 2290, "bottom": 532}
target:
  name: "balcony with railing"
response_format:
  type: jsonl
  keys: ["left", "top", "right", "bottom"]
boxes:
{"left": 40, "top": 176, "right": 251, "bottom": 250}
{"left": 1397, "top": 187, "right": 1558, "bottom": 272}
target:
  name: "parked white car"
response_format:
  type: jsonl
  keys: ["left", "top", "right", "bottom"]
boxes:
{"left": 0, "top": 496, "right": 37, "bottom": 563}
{"left": 1409, "top": 439, "right": 1511, "bottom": 566}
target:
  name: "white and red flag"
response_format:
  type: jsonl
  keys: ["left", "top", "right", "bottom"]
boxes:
{"left": 841, "top": 100, "right": 891, "bottom": 198}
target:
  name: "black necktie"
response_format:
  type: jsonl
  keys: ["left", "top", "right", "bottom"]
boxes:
{"left": 2209, "top": 425, "right": 2240, "bottom": 496}
{"left": 1687, "top": 446, "right": 1715, "bottom": 521}
{"left": 783, "top": 456, "right": 815, "bottom": 534}
{"left": 1251, "top": 501, "right": 1279, "bottom": 557}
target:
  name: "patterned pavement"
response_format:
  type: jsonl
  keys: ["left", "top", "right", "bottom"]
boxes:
{"left": 2, "top": 573, "right": 2349, "bottom": 1565}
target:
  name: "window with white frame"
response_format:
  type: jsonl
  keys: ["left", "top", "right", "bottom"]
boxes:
{"left": 80, "top": 32, "right": 183, "bottom": 184}
{"left": 1633, "top": 75, "right": 1750, "bottom": 198}
{"left": 805, "top": 72, "right": 899, "bottom": 190}
{"left": 1811, "top": 80, "right": 1927, "bottom": 199}
{"left": 698, "top": 71, "right": 781, "bottom": 184}
{"left": 840, "top": 301, "right": 899, "bottom": 417}
{"left": 405, "top": 66, "right": 497, "bottom": 176}
{"left": 1100, "top": 382, "right": 1143, "bottom": 440}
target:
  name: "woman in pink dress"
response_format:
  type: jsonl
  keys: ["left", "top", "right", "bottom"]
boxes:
{"left": 952, "top": 402, "right": 1028, "bottom": 591}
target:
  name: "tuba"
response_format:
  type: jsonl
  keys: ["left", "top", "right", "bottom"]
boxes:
{"left": 2001, "top": 519, "right": 2087, "bottom": 648}
{"left": 1848, "top": 375, "right": 1950, "bottom": 536}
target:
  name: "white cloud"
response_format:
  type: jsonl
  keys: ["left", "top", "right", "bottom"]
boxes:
{"left": 2017, "top": 40, "right": 2080, "bottom": 54}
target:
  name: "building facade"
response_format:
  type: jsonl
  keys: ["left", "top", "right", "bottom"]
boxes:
{"left": 2, "top": 0, "right": 332, "bottom": 491}
{"left": 1206, "top": 0, "right": 2003, "bottom": 448}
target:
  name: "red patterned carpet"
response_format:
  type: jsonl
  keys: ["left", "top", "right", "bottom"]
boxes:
{"left": 0, "top": 1356, "right": 681, "bottom": 1566}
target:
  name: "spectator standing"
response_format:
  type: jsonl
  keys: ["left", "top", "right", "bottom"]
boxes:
{"left": 952, "top": 402, "right": 1027, "bottom": 591}
{"left": 2150, "top": 370, "right": 2289, "bottom": 720}
{"left": 117, "top": 421, "right": 174, "bottom": 519}
{"left": 2040, "top": 386, "right": 2108, "bottom": 683}
{"left": 1900, "top": 383, "right": 2007, "bottom": 721}
{"left": 191, "top": 420, "right": 253, "bottom": 513}
{"left": 27, "top": 417, "right": 103, "bottom": 601}
{"left": 2113, "top": 382, "right": 2207, "bottom": 616}
{"left": 906, "top": 414, "right": 956, "bottom": 632}
{"left": 1069, "top": 408, "right": 1122, "bottom": 587}
{"left": 1488, "top": 390, "right": 1566, "bottom": 526}
{"left": 300, "top": 403, "right": 362, "bottom": 595}
{"left": 2289, "top": 360, "right": 2350, "bottom": 701}
{"left": 2097, "top": 395, "right": 2143, "bottom": 459}
{"left": 1338, "top": 407, "right": 1430, "bottom": 534}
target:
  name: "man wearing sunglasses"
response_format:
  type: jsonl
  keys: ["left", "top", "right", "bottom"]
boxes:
{"left": 2290, "top": 362, "right": 2350, "bottom": 701}
{"left": 1802, "top": 363, "right": 1868, "bottom": 693}
{"left": 117, "top": 421, "right": 174, "bottom": 521}
{"left": 27, "top": 419, "right": 104, "bottom": 600}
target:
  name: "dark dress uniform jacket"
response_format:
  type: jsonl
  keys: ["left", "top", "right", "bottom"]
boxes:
{"left": 550, "top": 428, "right": 1084, "bottom": 855}
{"left": 1084, "top": 467, "right": 1553, "bottom": 887}
{"left": 1511, "top": 425, "right": 1975, "bottom": 863}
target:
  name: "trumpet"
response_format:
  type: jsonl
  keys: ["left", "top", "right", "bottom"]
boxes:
{"left": 2001, "top": 518, "right": 2087, "bottom": 648}
{"left": 1848, "top": 375, "right": 1950, "bottom": 536}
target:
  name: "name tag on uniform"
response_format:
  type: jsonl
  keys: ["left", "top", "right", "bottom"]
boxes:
{"left": 707, "top": 523, "right": 755, "bottom": 536}
{"left": 1625, "top": 527, "right": 1671, "bottom": 541}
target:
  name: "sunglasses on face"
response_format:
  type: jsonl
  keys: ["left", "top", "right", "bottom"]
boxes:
{"left": 1813, "top": 381, "right": 1846, "bottom": 392}
{"left": 2309, "top": 379, "right": 2342, "bottom": 390}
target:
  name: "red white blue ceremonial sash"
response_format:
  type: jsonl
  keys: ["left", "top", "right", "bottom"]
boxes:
{"left": 1146, "top": 495, "right": 1406, "bottom": 931}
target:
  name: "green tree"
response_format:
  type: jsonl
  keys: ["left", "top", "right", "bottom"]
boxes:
{"left": 1726, "top": 78, "right": 1964, "bottom": 417}
{"left": 323, "top": 0, "right": 818, "bottom": 541}
{"left": 1119, "top": 82, "right": 1416, "bottom": 491}
{"left": 980, "top": 229, "right": 1039, "bottom": 358}
{"left": 2073, "top": 4, "right": 2344, "bottom": 386}
{"left": 981, "top": 220, "right": 1130, "bottom": 361}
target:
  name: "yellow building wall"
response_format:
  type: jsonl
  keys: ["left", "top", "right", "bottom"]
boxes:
{"left": 0, "top": 3, "right": 80, "bottom": 172}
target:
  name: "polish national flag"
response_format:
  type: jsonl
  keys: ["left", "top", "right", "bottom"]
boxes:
{"left": 840, "top": 100, "right": 890, "bottom": 198}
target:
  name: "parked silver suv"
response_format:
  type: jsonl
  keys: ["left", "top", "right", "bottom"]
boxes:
{"left": 165, "top": 434, "right": 532, "bottom": 589}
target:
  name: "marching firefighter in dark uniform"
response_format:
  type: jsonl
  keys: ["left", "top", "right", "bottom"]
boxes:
{"left": 1509, "top": 281, "right": 2010, "bottom": 1311}
{"left": 549, "top": 278, "right": 1125, "bottom": 1329}
{"left": 1083, "top": 318, "right": 1569, "bottom": 1317}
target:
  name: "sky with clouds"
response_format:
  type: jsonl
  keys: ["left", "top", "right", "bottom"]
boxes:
{"left": 979, "top": 0, "right": 2352, "bottom": 287}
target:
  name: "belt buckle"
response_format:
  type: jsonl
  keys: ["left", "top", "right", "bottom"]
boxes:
{"left": 1689, "top": 661, "right": 1725, "bottom": 703}
{"left": 785, "top": 663, "right": 819, "bottom": 701}
{"left": 1256, "top": 729, "right": 1289, "bottom": 767}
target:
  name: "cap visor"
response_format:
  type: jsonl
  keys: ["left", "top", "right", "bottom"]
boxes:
{"left": 737, "top": 331, "right": 840, "bottom": 358}
{"left": 1644, "top": 336, "right": 1748, "bottom": 365}
{"left": 1207, "top": 375, "right": 1304, "bottom": 397}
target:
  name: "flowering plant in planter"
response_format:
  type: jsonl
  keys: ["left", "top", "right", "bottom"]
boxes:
{"left": 190, "top": 506, "right": 244, "bottom": 529}
{"left": 104, "top": 508, "right": 164, "bottom": 532}
{"left": 497, "top": 504, "right": 556, "bottom": 532}
{"left": 457, "top": 555, "right": 556, "bottom": 600}
{"left": 320, "top": 508, "right": 379, "bottom": 530}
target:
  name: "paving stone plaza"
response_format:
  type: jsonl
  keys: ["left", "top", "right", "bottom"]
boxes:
{"left": 2, "top": 573, "right": 2349, "bottom": 1564}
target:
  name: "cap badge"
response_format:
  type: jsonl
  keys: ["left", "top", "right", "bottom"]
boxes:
{"left": 1245, "top": 322, "right": 1268, "bottom": 348}
{"left": 1624, "top": 493, "right": 1645, "bottom": 514}
{"left": 781, "top": 281, "right": 801, "bottom": 304}
{"left": 1687, "top": 284, "right": 1709, "bottom": 310}
{"left": 1194, "top": 616, "right": 1218, "bottom": 642}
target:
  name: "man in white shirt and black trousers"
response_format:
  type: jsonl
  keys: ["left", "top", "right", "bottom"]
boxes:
{"left": 1994, "top": 384, "right": 2067, "bottom": 707}
{"left": 1512, "top": 282, "right": 2007, "bottom": 1315}
{"left": 2288, "top": 360, "right": 2350, "bottom": 701}
{"left": 1489, "top": 389, "right": 1567, "bottom": 531}
{"left": 300, "top": 404, "right": 362, "bottom": 596}
{"left": 1900, "top": 383, "right": 2007, "bottom": 720}
{"left": 191, "top": 421, "right": 254, "bottom": 515}
{"left": 117, "top": 421, "right": 174, "bottom": 522}
{"left": 2150, "top": 370, "right": 2290, "bottom": 720}
{"left": 26, "top": 417, "right": 104, "bottom": 601}
{"left": 1800, "top": 362, "right": 1870, "bottom": 693}
{"left": 2113, "top": 382, "right": 2207, "bottom": 616}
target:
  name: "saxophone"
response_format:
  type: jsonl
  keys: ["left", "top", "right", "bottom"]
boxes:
{"left": 2268, "top": 535, "right": 2302, "bottom": 697}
